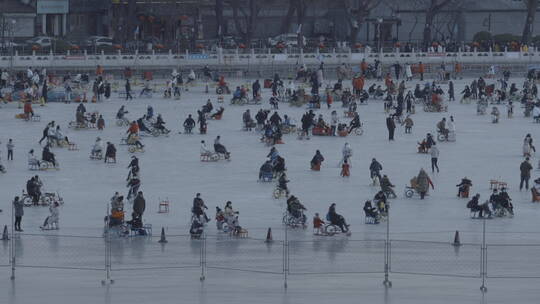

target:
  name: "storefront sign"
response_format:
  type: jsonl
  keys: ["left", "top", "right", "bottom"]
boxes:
{"left": 37, "top": 0, "right": 69, "bottom": 14}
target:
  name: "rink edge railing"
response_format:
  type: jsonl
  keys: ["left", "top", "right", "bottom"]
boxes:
{"left": 3, "top": 48, "right": 540, "bottom": 70}
{"left": 4, "top": 219, "right": 540, "bottom": 292}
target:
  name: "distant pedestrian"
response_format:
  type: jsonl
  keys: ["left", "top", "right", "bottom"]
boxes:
{"left": 7, "top": 139, "right": 14, "bottom": 161}
{"left": 430, "top": 143, "right": 440, "bottom": 173}
{"left": 418, "top": 62, "right": 425, "bottom": 81}
{"left": 520, "top": 157, "right": 533, "bottom": 190}
{"left": 341, "top": 160, "right": 350, "bottom": 177}
{"left": 386, "top": 116, "right": 396, "bottom": 141}
{"left": 14, "top": 196, "right": 24, "bottom": 231}
{"left": 448, "top": 81, "right": 455, "bottom": 101}
{"left": 125, "top": 79, "right": 133, "bottom": 101}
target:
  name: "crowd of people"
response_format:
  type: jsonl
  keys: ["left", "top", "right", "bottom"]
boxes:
{"left": 1, "top": 58, "right": 539, "bottom": 237}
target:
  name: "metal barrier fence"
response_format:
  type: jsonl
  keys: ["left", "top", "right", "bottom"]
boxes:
{"left": 0, "top": 223, "right": 539, "bottom": 291}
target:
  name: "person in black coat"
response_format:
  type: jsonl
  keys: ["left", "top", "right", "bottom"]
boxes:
{"left": 125, "top": 79, "right": 133, "bottom": 100}
{"left": 133, "top": 191, "right": 146, "bottom": 219}
{"left": 128, "top": 156, "right": 139, "bottom": 170}
{"left": 369, "top": 158, "right": 383, "bottom": 180}
{"left": 448, "top": 81, "right": 455, "bottom": 101}
{"left": 301, "top": 112, "right": 313, "bottom": 135}
{"left": 393, "top": 63, "right": 401, "bottom": 80}
{"left": 310, "top": 150, "right": 325, "bottom": 169}
{"left": 386, "top": 116, "right": 396, "bottom": 140}
{"left": 105, "top": 142, "right": 116, "bottom": 163}
{"left": 183, "top": 115, "right": 196, "bottom": 133}
{"left": 41, "top": 144, "right": 56, "bottom": 166}
{"left": 327, "top": 203, "right": 349, "bottom": 232}
{"left": 41, "top": 81, "right": 48, "bottom": 103}
{"left": 456, "top": 177, "right": 472, "bottom": 197}
{"left": 252, "top": 80, "right": 260, "bottom": 99}
{"left": 197, "top": 110, "right": 207, "bottom": 134}
{"left": 192, "top": 193, "right": 209, "bottom": 221}
{"left": 269, "top": 112, "right": 282, "bottom": 127}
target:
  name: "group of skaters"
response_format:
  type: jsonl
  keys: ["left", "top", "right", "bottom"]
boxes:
{"left": 466, "top": 187, "right": 514, "bottom": 218}
{"left": 191, "top": 193, "right": 245, "bottom": 237}
{"left": 461, "top": 73, "right": 540, "bottom": 121}
{"left": 107, "top": 156, "right": 147, "bottom": 234}
{"left": 5, "top": 60, "right": 540, "bottom": 238}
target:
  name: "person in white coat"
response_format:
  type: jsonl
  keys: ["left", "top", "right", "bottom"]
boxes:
{"left": 447, "top": 115, "right": 456, "bottom": 141}
{"left": 28, "top": 149, "right": 40, "bottom": 168}
{"left": 341, "top": 143, "right": 353, "bottom": 166}
{"left": 41, "top": 201, "right": 59, "bottom": 230}
{"left": 55, "top": 126, "right": 65, "bottom": 144}
{"left": 200, "top": 140, "right": 212, "bottom": 156}
{"left": 317, "top": 68, "right": 324, "bottom": 86}
{"left": 92, "top": 137, "right": 103, "bottom": 157}
{"left": 26, "top": 67, "right": 33, "bottom": 80}
{"left": 533, "top": 105, "right": 540, "bottom": 121}
{"left": 330, "top": 111, "right": 339, "bottom": 136}
{"left": 404, "top": 63, "right": 413, "bottom": 81}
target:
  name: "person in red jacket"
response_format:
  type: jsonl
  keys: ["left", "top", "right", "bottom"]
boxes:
{"left": 23, "top": 100, "right": 34, "bottom": 119}
{"left": 313, "top": 213, "right": 325, "bottom": 235}
{"left": 127, "top": 121, "right": 139, "bottom": 135}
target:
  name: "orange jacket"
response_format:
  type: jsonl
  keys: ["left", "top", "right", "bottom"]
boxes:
{"left": 24, "top": 101, "right": 33, "bottom": 114}
{"left": 418, "top": 64, "right": 425, "bottom": 73}
{"left": 341, "top": 163, "right": 350, "bottom": 176}
{"left": 353, "top": 77, "right": 365, "bottom": 90}
{"left": 128, "top": 122, "right": 139, "bottom": 134}
{"left": 218, "top": 76, "right": 226, "bottom": 87}
{"left": 96, "top": 66, "right": 103, "bottom": 75}
{"left": 455, "top": 63, "right": 461, "bottom": 73}
{"left": 313, "top": 217, "right": 325, "bottom": 228}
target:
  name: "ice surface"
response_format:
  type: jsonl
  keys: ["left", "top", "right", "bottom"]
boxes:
{"left": 0, "top": 76, "right": 539, "bottom": 303}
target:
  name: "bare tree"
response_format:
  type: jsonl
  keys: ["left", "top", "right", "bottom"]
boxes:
{"left": 215, "top": 0, "right": 225, "bottom": 41}
{"left": 296, "top": 0, "right": 306, "bottom": 47}
{"left": 281, "top": 0, "right": 298, "bottom": 34}
{"left": 279, "top": 0, "right": 307, "bottom": 47}
{"left": 230, "top": 0, "right": 261, "bottom": 47}
{"left": 422, "top": 0, "right": 453, "bottom": 47}
{"left": 348, "top": 0, "right": 382, "bottom": 45}
{"left": 127, "top": 0, "right": 137, "bottom": 41}
{"left": 522, "top": 0, "right": 539, "bottom": 45}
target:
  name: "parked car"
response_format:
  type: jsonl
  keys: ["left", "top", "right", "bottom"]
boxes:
{"left": 26, "top": 36, "right": 54, "bottom": 48}
{"left": 85, "top": 36, "right": 113, "bottom": 47}
{"left": 125, "top": 37, "right": 165, "bottom": 52}
{"left": 268, "top": 33, "right": 306, "bottom": 47}
{"left": 221, "top": 36, "right": 238, "bottom": 48}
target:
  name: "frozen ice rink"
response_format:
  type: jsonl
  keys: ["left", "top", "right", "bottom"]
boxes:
{"left": 0, "top": 75, "right": 539, "bottom": 304}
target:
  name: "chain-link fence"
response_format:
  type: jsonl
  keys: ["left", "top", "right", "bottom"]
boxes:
{"left": 486, "top": 244, "right": 540, "bottom": 279}
{"left": 205, "top": 237, "right": 284, "bottom": 275}
{"left": 0, "top": 226, "right": 539, "bottom": 291}
{"left": 14, "top": 234, "right": 104, "bottom": 271}
{"left": 0, "top": 238, "right": 9, "bottom": 268}
{"left": 288, "top": 239, "right": 385, "bottom": 275}
{"left": 110, "top": 235, "right": 200, "bottom": 272}
{"left": 389, "top": 240, "right": 481, "bottom": 278}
